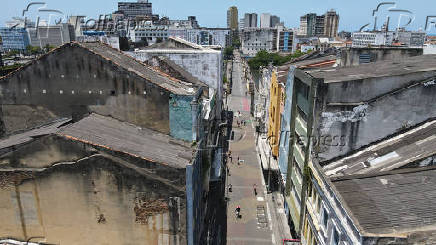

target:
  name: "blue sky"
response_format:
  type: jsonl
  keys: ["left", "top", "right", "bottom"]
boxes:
{"left": 2, "top": 0, "right": 436, "bottom": 32}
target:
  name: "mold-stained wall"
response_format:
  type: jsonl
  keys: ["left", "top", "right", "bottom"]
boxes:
{"left": 315, "top": 73, "right": 436, "bottom": 162}
{"left": 0, "top": 44, "right": 171, "bottom": 135}
{"left": 0, "top": 137, "right": 188, "bottom": 245}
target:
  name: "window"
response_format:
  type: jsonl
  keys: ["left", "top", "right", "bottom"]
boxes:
{"left": 316, "top": 195, "right": 322, "bottom": 213}
{"left": 331, "top": 228, "right": 339, "bottom": 245}
{"left": 322, "top": 207, "right": 328, "bottom": 228}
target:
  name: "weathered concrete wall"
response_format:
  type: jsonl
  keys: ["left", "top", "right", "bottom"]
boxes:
{"left": 0, "top": 45, "right": 171, "bottom": 135}
{"left": 0, "top": 135, "right": 90, "bottom": 168}
{"left": 317, "top": 77, "right": 436, "bottom": 162}
{"left": 0, "top": 137, "right": 187, "bottom": 245}
{"left": 340, "top": 48, "right": 423, "bottom": 67}
{"left": 131, "top": 51, "right": 223, "bottom": 103}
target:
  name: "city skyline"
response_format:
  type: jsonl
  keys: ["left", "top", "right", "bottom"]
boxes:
{"left": 2, "top": 0, "right": 436, "bottom": 33}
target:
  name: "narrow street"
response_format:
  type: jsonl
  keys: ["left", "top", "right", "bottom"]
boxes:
{"left": 225, "top": 52, "right": 274, "bottom": 245}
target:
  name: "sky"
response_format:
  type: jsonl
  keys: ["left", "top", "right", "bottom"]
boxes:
{"left": 2, "top": 0, "right": 436, "bottom": 33}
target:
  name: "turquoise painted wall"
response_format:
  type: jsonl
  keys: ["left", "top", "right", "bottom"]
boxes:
{"left": 169, "top": 95, "right": 193, "bottom": 141}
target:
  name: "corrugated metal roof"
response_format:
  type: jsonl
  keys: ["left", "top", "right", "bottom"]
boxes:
{"left": 324, "top": 119, "right": 436, "bottom": 177}
{"left": 332, "top": 166, "right": 436, "bottom": 237}
{"left": 57, "top": 114, "right": 192, "bottom": 168}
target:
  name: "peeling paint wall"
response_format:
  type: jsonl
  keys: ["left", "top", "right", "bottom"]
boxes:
{"left": 169, "top": 95, "right": 194, "bottom": 142}
{"left": 317, "top": 74, "right": 436, "bottom": 162}
{"left": 0, "top": 137, "right": 187, "bottom": 245}
{"left": 0, "top": 45, "right": 171, "bottom": 135}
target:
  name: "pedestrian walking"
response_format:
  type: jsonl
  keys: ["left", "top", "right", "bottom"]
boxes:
{"left": 253, "top": 184, "right": 257, "bottom": 196}
{"left": 228, "top": 184, "right": 233, "bottom": 192}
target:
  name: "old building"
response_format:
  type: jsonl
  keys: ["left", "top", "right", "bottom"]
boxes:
{"left": 241, "top": 28, "right": 276, "bottom": 56}
{"left": 278, "top": 55, "right": 436, "bottom": 236}
{"left": 129, "top": 37, "right": 224, "bottom": 115}
{"left": 186, "top": 28, "right": 231, "bottom": 48}
{"left": 0, "top": 35, "right": 225, "bottom": 244}
{"left": 0, "top": 41, "right": 209, "bottom": 141}
{"left": 302, "top": 119, "right": 436, "bottom": 244}
{"left": 0, "top": 113, "right": 206, "bottom": 245}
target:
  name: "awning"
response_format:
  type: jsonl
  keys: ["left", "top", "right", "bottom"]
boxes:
{"left": 257, "top": 137, "right": 280, "bottom": 171}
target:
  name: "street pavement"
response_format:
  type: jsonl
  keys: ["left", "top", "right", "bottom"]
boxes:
{"left": 225, "top": 52, "right": 294, "bottom": 245}
{"left": 226, "top": 52, "right": 276, "bottom": 245}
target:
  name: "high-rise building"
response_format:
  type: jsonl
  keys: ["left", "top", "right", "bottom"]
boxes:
{"left": 276, "top": 26, "right": 294, "bottom": 52}
{"left": 118, "top": 0, "right": 152, "bottom": 18}
{"left": 299, "top": 13, "right": 317, "bottom": 36}
{"left": 239, "top": 18, "right": 245, "bottom": 31}
{"left": 244, "top": 13, "right": 258, "bottom": 28}
{"left": 324, "top": 10, "right": 339, "bottom": 38}
{"left": 271, "top": 15, "right": 280, "bottom": 28}
{"left": 227, "top": 6, "right": 238, "bottom": 30}
{"left": 260, "top": 13, "right": 272, "bottom": 28}
{"left": 299, "top": 11, "right": 338, "bottom": 37}
{"left": 315, "top": 15, "right": 325, "bottom": 36}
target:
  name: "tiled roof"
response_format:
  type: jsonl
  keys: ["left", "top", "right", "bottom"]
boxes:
{"left": 0, "top": 118, "right": 70, "bottom": 150}
{"left": 57, "top": 114, "right": 193, "bottom": 168}
{"left": 78, "top": 42, "right": 196, "bottom": 95}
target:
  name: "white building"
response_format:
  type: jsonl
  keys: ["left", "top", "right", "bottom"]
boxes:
{"left": 352, "top": 31, "right": 425, "bottom": 48}
{"left": 260, "top": 13, "right": 271, "bottom": 28}
{"left": 241, "top": 28, "right": 276, "bottom": 56}
{"left": 128, "top": 37, "right": 224, "bottom": 112}
{"left": 27, "top": 23, "right": 76, "bottom": 48}
{"left": 129, "top": 22, "right": 168, "bottom": 44}
{"left": 351, "top": 32, "right": 393, "bottom": 48}
{"left": 187, "top": 28, "right": 230, "bottom": 47}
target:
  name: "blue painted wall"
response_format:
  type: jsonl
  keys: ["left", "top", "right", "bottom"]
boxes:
{"left": 169, "top": 94, "right": 194, "bottom": 141}
{"left": 186, "top": 147, "right": 203, "bottom": 245}
{"left": 278, "top": 66, "right": 296, "bottom": 181}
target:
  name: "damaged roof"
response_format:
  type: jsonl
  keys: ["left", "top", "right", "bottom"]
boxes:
{"left": 307, "top": 54, "right": 436, "bottom": 83}
{"left": 77, "top": 42, "right": 196, "bottom": 95}
{"left": 0, "top": 118, "right": 70, "bottom": 152}
{"left": 57, "top": 114, "right": 193, "bottom": 168}
{"left": 332, "top": 166, "right": 436, "bottom": 237}
{"left": 324, "top": 118, "right": 436, "bottom": 177}
{"left": 148, "top": 55, "right": 207, "bottom": 88}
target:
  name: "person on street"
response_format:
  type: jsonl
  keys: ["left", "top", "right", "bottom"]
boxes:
{"left": 235, "top": 205, "right": 241, "bottom": 218}
{"left": 253, "top": 184, "right": 257, "bottom": 196}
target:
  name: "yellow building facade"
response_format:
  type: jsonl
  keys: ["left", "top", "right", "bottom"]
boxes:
{"left": 267, "top": 69, "right": 284, "bottom": 157}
